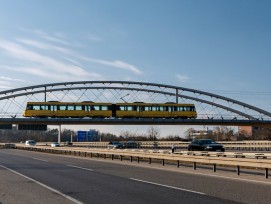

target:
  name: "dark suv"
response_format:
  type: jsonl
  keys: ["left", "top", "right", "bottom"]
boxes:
{"left": 111, "top": 141, "right": 124, "bottom": 149}
{"left": 188, "top": 139, "right": 225, "bottom": 152}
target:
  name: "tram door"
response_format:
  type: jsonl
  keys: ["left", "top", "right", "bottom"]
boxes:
{"left": 112, "top": 104, "right": 116, "bottom": 117}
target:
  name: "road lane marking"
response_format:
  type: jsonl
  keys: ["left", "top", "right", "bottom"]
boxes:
{"left": 0, "top": 165, "right": 83, "bottom": 204}
{"left": 32, "top": 158, "right": 48, "bottom": 162}
{"left": 67, "top": 165, "right": 94, "bottom": 171}
{"left": 124, "top": 163, "right": 271, "bottom": 185}
{"left": 130, "top": 178, "right": 205, "bottom": 195}
{"left": 143, "top": 166, "right": 271, "bottom": 185}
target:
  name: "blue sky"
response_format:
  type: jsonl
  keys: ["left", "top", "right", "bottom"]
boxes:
{"left": 0, "top": 0, "right": 271, "bottom": 136}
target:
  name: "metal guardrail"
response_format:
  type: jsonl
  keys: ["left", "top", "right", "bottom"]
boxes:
{"left": 0, "top": 143, "right": 16, "bottom": 149}
{"left": 67, "top": 140, "right": 271, "bottom": 151}
{"left": 10, "top": 144, "right": 271, "bottom": 179}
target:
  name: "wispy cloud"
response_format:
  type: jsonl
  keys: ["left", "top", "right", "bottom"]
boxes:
{"left": 28, "top": 28, "right": 76, "bottom": 46}
{"left": 0, "top": 28, "right": 143, "bottom": 84}
{"left": 0, "top": 76, "right": 26, "bottom": 82}
{"left": 17, "top": 38, "right": 142, "bottom": 75}
{"left": 31, "top": 30, "right": 142, "bottom": 75}
{"left": 86, "top": 34, "right": 103, "bottom": 42}
{"left": 176, "top": 74, "right": 189, "bottom": 82}
{"left": 0, "top": 39, "right": 103, "bottom": 81}
{"left": 80, "top": 57, "right": 142, "bottom": 75}
{"left": 16, "top": 38, "right": 72, "bottom": 55}
{"left": 0, "top": 76, "right": 25, "bottom": 89}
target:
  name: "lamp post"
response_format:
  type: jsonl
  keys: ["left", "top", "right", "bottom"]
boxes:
{"left": 70, "top": 132, "right": 73, "bottom": 143}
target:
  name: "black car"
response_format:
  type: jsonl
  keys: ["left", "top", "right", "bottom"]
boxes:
{"left": 123, "top": 141, "right": 141, "bottom": 148}
{"left": 188, "top": 139, "right": 225, "bottom": 152}
{"left": 64, "top": 141, "right": 73, "bottom": 146}
{"left": 109, "top": 141, "right": 124, "bottom": 149}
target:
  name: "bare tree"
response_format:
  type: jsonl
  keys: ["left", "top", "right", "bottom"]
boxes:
{"left": 213, "top": 127, "right": 234, "bottom": 141}
{"left": 184, "top": 128, "right": 195, "bottom": 140}
{"left": 147, "top": 126, "right": 160, "bottom": 142}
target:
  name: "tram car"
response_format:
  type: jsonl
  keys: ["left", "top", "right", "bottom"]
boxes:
{"left": 23, "top": 101, "right": 197, "bottom": 119}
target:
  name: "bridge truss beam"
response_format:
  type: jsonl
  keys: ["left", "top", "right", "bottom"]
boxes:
{"left": 0, "top": 81, "right": 270, "bottom": 125}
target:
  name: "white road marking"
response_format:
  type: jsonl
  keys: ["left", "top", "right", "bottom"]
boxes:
{"left": 179, "top": 169, "right": 271, "bottom": 185}
{"left": 0, "top": 165, "right": 83, "bottom": 204}
{"left": 130, "top": 178, "right": 205, "bottom": 195}
{"left": 32, "top": 158, "right": 48, "bottom": 162}
{"left": 125, "top": 163, "right": 271, "bottom": 185}
{"left": 67, "top": 165, "right": 94, "bottom": 171}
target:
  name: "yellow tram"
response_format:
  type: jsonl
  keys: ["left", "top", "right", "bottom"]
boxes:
{"left": 23, "top": 101, "right": 197, "bottom": 119}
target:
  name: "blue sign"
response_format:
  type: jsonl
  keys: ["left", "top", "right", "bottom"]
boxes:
{"left": 77, "top": 131, "right": 87, "bottom": 142}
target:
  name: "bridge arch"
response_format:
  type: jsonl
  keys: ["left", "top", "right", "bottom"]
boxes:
{"left": 0, "top": 81, "right": 270, "bottom": 121}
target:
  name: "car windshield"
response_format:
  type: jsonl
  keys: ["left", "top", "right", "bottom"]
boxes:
{"left": 201, "top": 140, "right": 216, "bottom": 144}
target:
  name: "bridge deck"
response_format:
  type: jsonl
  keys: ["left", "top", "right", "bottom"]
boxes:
{"left": 0, "top": 118, "right": 271, "bottom": 127}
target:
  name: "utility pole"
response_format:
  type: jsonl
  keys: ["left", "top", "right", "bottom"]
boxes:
{"left": 58, "top": 124, "right": 61, "bottom": 143}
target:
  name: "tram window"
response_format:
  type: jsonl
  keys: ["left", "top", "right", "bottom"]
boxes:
{"left": 33, "top": 105, "right": 40, "bottom": 110}
{"left": 59, "top": 105, "right": 66, "bottom": 111}
{"left": 153, "top": 106, "right": 162, "bottom": 111}
{"left": 177, "top": 106, "right": 183, "bottom": 111}
{"left": 50, "top": 106, "right": 57, "bottom": 111}
{"left": 85, "top": 106, "right": 91, "bottom": 111}
{"left": 159, "top": 106, "right": 164, "bottom": 111}
{"left": 119, "top": 106, "right": 125, "bottom": 111}
{"left": 66, "top": 105, "right": 74, "bottom": 110}
{"left": 101, "top": 106, "right": 108, "bottom": 111}
{"left": 93, "top": 105, "right": 100, "bottom": 110}
{"left": 75, "top": 106, "right": 82, "bottom": 110}
{"left": 26, "top": 105, "right": 33, "bottom": 110}
{"left": 145, "top": 106, "right": 152, "bottom": 111}
{"left": 40, "top": 105, "right": 48, "bottom": 110}
{"left": 127, "top": 106, "right": 133, "bottom": 111}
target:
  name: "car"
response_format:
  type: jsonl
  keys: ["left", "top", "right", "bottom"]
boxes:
{"left": 64, "top": 141, "right": 73, "bottom": 146}
{"left": 123, "top": 141, "right": 140, "bottom": 148}
{"left": 188, "top": 139, "right": 225, "bottom": 152}
{"left": 51, "top": 142, "right": 60, "bottom": 147}
{"left": 109, "top": 141, "right": 124, "bottom": 149}
{"left": 25, "top": 140, "right": 36, "bottom": 146}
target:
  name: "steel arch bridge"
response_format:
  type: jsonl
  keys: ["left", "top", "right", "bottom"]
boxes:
{"left": 0, "top": 81, "right": 271, "bottom": 127}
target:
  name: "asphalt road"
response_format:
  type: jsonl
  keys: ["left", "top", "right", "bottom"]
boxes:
{"left": 0, "top": 149, "right": 270, "bottom": 204}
